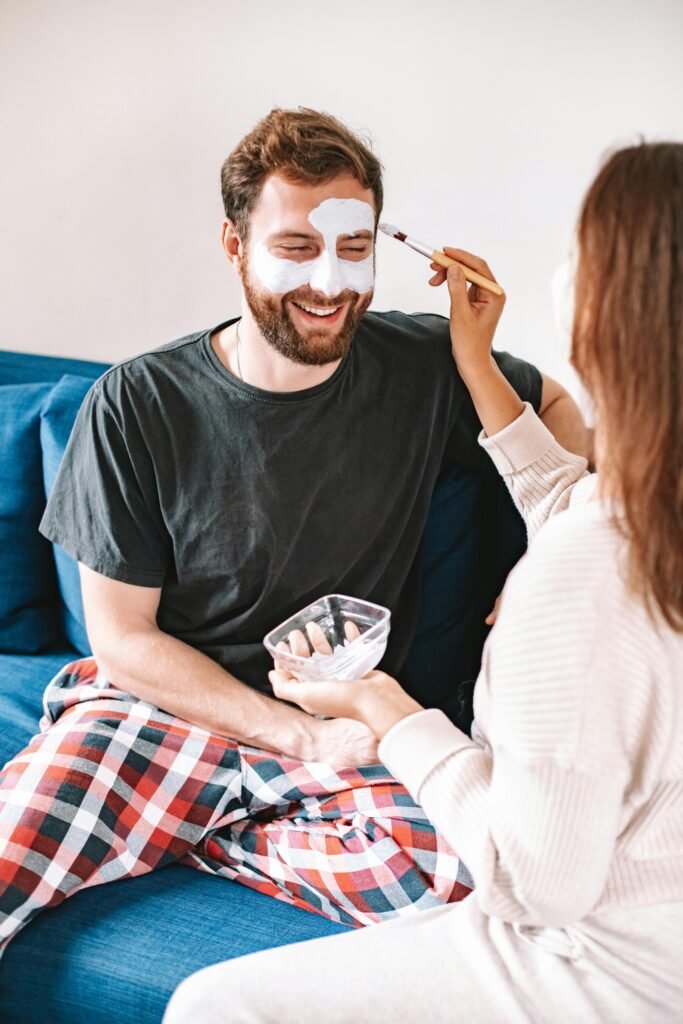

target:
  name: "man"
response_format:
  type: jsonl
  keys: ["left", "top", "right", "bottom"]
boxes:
{"left": 0, "top": 108, "right": 587, "bottom": 948}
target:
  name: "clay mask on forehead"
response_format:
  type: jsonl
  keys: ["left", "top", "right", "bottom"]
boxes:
{"left": 251, "top": 197, "right": 375, "bottom": 297}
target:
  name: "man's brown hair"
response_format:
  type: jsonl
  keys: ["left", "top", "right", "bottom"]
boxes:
{"left": 221, "top": 107, "right": 383, "bottom": 239}
{"left": 572, "top": 141, "right": 683, "bottom": 630}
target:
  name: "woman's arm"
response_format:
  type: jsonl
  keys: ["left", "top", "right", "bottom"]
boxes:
{"left": 479, "top": 402, "right": 590, "bottom": 541}
{"left": 432, "top": 253, "right": 524, "bottom": 436}
{"left": 435, "top": 252, "right": 590, "bottom": 539}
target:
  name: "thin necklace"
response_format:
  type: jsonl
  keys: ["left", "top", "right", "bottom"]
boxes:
{"left": 235, "top": 321, "right": 244, "bottom": 381}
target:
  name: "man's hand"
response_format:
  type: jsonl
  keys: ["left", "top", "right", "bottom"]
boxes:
{"left": 307, "top": 715, "right": 381, "bottom": 766}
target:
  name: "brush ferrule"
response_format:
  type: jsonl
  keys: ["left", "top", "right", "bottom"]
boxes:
{"left": 404, "top": 236, "right": 435, "bottom": 260}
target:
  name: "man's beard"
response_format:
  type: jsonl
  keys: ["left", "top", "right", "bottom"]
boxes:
{"left": 241, "top": 265, "right": 372, "bottom": 367}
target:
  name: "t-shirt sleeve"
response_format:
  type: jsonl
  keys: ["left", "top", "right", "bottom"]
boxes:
{"left": 39, "top": 375, "right": 170, "bottom": 586}
{"left": 444, "top": 349, "right": 543, "bottom": 471}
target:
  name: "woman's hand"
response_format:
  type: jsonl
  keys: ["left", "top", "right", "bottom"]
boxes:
{"left": 485, "top": 592, "right": 503, "bottom": 626}
{"left": 430, "top": 248, "right": 524, "bottom": 436}
{"left": 269, "top": 668, "right": 424, "bottom": 742}
{"left": 276, "top": 619, "right": 360, "bottom": 660}
{"left": 428, "top": 248, "right": 505, "bottom": 381}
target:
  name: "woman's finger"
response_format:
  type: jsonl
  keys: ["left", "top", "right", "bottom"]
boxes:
{"left": 270, "top": 669, "right": 305, "bottom": 703}
{"left": 429, "top": 268, "right": 447, "bottom": 287}
{"left": 446, "top": 264, "right": 472, "bottom": 324}
{"left": 344, "top": 620, "right": 361, "bottom": 643}
{"left": 270, "top": 668, "right": 297, "bottom": 690}
{"left": 273, "top": 659, "right": 297, "bottom": 677}
{"left": 442, "top": 247, "right": 498, "bottom": 284}
{"left": 269, "top": 670, "right": 330, "bottom": 715}
{"left": 274, "top": 642, "right": 289, "bottom": 673}
{"left": 485, "top": 594, "right": 502, "bottom": 625}
{"left": 288, "top": 629, "right": 311, "bottom": 658}
{"left": 305, "top": 620, "right": 333, "bottom": 655}
{"left": 274, "top": 641, "right": 290, "bottom": 674}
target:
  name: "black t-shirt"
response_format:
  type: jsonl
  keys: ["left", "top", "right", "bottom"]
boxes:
{"left": 40, "top": 311, "right": 541, "bottom": 691}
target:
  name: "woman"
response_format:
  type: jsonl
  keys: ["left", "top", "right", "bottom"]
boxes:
{"left": 164, "top": 143, "right": 683, "bottom": 1023}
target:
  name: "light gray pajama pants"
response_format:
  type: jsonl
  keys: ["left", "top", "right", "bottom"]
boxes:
{"left": 163, "top": 894, "right": 683, "bottom": 1024}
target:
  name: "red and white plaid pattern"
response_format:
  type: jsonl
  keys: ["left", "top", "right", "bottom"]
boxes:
{"left": 0, "top": 658, "right": 472, "bottom": 949}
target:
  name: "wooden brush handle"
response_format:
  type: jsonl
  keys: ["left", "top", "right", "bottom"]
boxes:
{"left": 431, "top": 250, "right": 504, "bottom": 296}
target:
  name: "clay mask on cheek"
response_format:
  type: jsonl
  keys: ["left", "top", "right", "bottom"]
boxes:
{"left": 251, "top": 197, "right": 375, "bottom": 297}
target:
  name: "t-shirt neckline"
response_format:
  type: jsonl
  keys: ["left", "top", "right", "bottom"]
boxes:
{"left": 201, "top": 317, "right": 354, "bottom": 404}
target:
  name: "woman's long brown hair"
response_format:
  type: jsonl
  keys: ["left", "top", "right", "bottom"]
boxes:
{"left": 572, "top": 142, "right": 683, "bottom": 631}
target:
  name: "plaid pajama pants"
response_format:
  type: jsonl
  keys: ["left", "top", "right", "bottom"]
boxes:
{"left": 0, "top": 658, "right": 473, "bottom": 951}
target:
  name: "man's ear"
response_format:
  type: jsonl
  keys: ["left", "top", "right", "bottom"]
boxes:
{"left": 221, "top": 220, "right": 244, "bottom": 274}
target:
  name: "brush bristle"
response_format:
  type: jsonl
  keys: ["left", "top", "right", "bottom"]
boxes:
{"left": 379, "top": 222, "right": 406, "bottom": 241}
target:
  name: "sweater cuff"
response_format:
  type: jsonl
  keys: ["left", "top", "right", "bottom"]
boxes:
{"left": 478, "top": 402, "right": 559, "bottom": 474}
{"left": 378, "top": 708, "right": 473, "bottom": 799}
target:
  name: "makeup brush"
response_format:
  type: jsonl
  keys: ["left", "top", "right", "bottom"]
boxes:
{"left": 379, "top": 223, "right": 504, "bottom": 297}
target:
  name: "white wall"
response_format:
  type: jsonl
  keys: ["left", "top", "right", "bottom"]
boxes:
{"left": 1, "top": 0, "right": 681, "bottom": 399}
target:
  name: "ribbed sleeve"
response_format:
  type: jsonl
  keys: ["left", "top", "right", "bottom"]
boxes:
{"left": 382, "top": 716, "right": 627, "bottom": 926}
{"left": 478, "top": 402, "right": 591, "bottom": 540}
{"left": 381, "top": 681, "right": 629, "bottom": 926}
{"left": 380, "top": 405, "right": 683, "bottom": 928}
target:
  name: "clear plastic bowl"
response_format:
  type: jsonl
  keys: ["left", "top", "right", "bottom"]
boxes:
{"left": 263, "top": 594, "right": 391, "bottom": 681}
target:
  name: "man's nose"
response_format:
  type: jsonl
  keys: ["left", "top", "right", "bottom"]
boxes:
{"left": 308, "top": 251, "right": 344, "bottom": 298}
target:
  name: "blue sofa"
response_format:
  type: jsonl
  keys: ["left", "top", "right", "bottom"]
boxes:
{"left": 0, "top": 347, "right": 524, "bottom": 1023}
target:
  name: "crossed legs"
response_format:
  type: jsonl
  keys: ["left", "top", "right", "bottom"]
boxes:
{"left": 0, "top": 658, "right": 472, "bottom": 952}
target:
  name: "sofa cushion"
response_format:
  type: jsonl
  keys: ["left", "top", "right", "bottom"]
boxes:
{"left": 0, "top": 864, "right": 349, "bottom": 1024}
{"left": 0, "top": 649, "right": 78, "bottom": 766}
{"left": 0, "top": 383, "right": 61, "bottom": 654}
{"left": 41, "top": 374, "right": 96, "bottom": 656}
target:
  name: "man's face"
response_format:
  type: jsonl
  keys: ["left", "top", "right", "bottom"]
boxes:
{"left": 239, "top": 173, "right": 376, "bottom": 366}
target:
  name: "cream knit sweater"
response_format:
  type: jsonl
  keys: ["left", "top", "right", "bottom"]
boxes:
{"left": 379, "top": 402, "right": 683, "bottom": 929}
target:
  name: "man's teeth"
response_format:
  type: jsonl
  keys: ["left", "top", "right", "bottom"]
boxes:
{"left": 294, "top": 302, "right": 340, "bottom": 317}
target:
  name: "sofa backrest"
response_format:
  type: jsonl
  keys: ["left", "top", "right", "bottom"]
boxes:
{"left": 0, "top": 351, "right": 108, "bottom": 656}
{"left": 0, "top": 350, "right": 110, "bottom": 387}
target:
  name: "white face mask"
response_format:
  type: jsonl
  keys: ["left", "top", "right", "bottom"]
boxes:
{"left": 551, "top": 249, "right": 596, "bottom": 426}
{"left": 250, "top": 197, "right": 375, "bottom": 297}
{"left": 551, "top": 250, "right": 577, "bottom": 360}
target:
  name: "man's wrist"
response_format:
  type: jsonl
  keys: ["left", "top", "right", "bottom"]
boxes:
{"left": 284, "top": 711, "right": 320, "bottom": 761}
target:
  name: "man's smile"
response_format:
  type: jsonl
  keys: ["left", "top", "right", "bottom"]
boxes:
{"left": 289, "top": 300, "right": 346, "bottom": 326}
